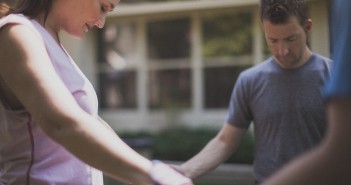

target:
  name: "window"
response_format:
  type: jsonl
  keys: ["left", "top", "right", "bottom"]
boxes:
{"left": 149, "top": 69, "right": 191, "bottom": 109}
{"left": 98, "top": 8, "right": 256, "bottom": 111}
{"left": 204, "top": 65, "right": 251, "bottom": 108}
{"left": 98, "top": 22, "right": 138, "bottom": 109}
{"left": 147, "top": 18, "right": 192, "bottom": 109}
{"left": 148, "top": 18, "right": 190, "bottom": 60}
{"left": 202, "top": 10, "right": 253, "bottom": 108}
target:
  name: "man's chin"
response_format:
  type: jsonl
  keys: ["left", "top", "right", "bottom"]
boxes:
{"left": 275, "top": 60, "right": 298, "bottom": 69}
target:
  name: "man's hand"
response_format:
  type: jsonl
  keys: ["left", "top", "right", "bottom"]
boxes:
{"left": 168, "top": 164, "right": 189, "bottom": 177}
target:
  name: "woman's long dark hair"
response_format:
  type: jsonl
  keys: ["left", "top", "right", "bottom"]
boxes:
{"left": 0, "top": 0, "right": 52, "bottom": 21}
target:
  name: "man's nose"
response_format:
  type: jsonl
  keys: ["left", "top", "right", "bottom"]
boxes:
{"left": 277, "top": 44, "right": 289, "bottom": 56}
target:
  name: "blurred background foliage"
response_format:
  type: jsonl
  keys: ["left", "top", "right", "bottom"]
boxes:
{"left": 119, "top": 127, "right": 255, "bottom": 164}
{"left": 202, "top": 11, "right": 252, "bottom": 58}
{"left": 104, "top": 127, "right": 255, "bottom": 184}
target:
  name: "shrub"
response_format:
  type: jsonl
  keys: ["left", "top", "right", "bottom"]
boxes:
{"left": 120, "top": 127, "right": 254, "bottom": 164}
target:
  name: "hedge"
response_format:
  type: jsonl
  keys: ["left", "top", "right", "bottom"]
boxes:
{"left": 119, "top": 127, "right": 254, "bottom": 164}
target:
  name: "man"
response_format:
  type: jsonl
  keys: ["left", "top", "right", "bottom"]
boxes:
{"left": 261, "top": 0, "right": 351, "bottom": 184}
{"left": 172, "top": 0, "right": 332, "bottom": 184}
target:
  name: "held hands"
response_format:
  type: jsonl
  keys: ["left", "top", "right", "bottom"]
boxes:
{"left": 168, "top": 164, "right": 186, "bottom": 176}
{"left": 149, "top": 160, "right": 193, "bottom": 185}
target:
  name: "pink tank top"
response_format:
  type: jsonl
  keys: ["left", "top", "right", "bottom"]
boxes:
{"left": 0, "top": 14, "right": 103, "bottom": 185}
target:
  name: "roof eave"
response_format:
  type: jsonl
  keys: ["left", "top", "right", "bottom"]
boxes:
{"left": 109, "top": 0, "right": 259, "bottom": 17}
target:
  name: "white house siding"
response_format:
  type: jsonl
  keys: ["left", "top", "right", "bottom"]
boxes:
{"left": 61, "top": 0, "right": 330, "bottom": 133}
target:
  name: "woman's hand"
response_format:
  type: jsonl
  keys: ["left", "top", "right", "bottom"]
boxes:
{"left": 149, "top": 160, "right": 193, "bottom": 185}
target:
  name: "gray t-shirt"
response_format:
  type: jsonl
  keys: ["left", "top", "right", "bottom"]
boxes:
{"left": 226, "top": 53, "right": 333, "bottom": 182}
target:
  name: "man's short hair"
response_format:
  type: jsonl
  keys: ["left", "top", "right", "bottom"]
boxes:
{"left": 260, "top": 0, "right": 308, "bottom": 25}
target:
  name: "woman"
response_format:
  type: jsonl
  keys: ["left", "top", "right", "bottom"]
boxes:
{"left": 0, "top": 1, "right": 193, "bottom": 185}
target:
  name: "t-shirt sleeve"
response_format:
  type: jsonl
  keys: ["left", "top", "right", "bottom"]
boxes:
{"left": 225, "top": 73, "right": 253, "bottom": 129}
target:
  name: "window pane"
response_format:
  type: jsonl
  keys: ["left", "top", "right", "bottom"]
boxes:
{"left": 149, "top": 69, "right": 191, "bottom": 109}
{"left": 147, "top": 18, "right": 190, "bottom": 60}
{"left": 101, "top": 23, "right": 138, "bottom": 67}
{"left": 98, "top": 23, "right": 138, "bottom": 109}
{"left": 204, "top": 65, "right": 251, "bottom": 108}
{"left": 99, "top": 71, "right": 137, "bottom": 109}
{"left": 202, "top": 10, "right": 252, "bottom": 58}
{"left": 202, "top": 10, "right": 253, "bottom": 109}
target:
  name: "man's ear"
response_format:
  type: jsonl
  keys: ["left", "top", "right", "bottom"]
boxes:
{"left": 304, "top": 19, "right": 313, "bottom": 33}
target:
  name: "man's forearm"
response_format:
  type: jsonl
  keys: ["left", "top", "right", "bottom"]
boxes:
{"left": 180, "top": 137, "right": 235, "bottom": 179}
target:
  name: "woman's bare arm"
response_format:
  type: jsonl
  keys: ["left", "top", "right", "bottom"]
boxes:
{"left": 0, "top": 24, "right": 154, "bottom": 185}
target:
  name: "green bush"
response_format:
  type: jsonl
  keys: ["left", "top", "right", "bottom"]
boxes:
{"left": 120, "top": 127, "right": 254, "bottom": 164}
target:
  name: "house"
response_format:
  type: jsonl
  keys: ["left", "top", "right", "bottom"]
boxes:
{"left": 61, "top": 0, "right": 330, "bottom": 133}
